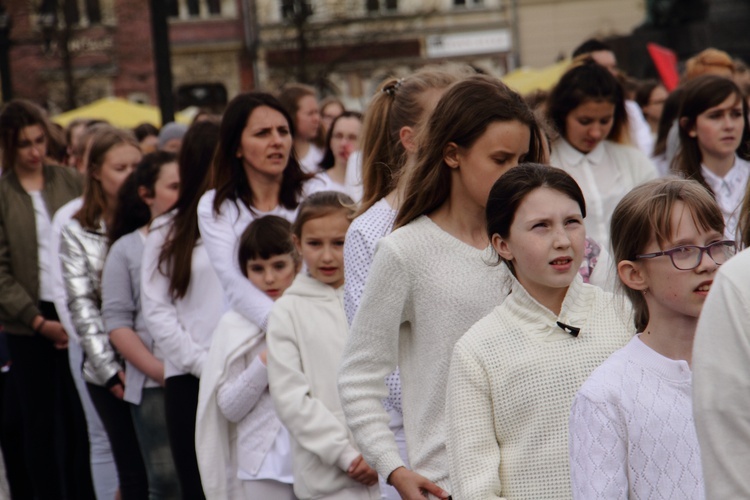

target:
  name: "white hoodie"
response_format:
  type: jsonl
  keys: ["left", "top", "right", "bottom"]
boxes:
{"left": 267, "top": 273, "right": 379, "bottom": 500}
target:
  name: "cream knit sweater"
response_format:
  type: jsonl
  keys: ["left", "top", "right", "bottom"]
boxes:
{"left": 446, "top": 275, "right": 632, "bottom": 499}
{"left": 338, "top": 215, "right": 510, "bottom": 492}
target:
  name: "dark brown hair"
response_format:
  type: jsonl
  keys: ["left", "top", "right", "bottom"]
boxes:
{"left": 292, "top": 190, "right": 355, "bottom": 238}
{"left": 486, "top": 163, "right": 586, "bottom": 273}
{"left": 395, "top": 74, "right": 544, "bottom": 229}
{"left": 610, "top": 178, "right": 724, "bottom": 331}
{"left": 0, "top": 99, "right": 52, "bottom": 172}
{"left": 108, "top": 151, "right": 177, "bottom": 245}
{"left": 237, "top": 215, "right": 298, "bottom": 271}
{"left": 546, "top": 58, "right": 629, "bottom": 146}
{"left": 158, "top": 120, "right": 219, "bottom": 299}
{"left": 319, "top": 111, "right": 363, "bottom": 170}
{"left": 673, "top": 75, "right": 750, "bottom": 193}
{"left": 212, "top": 92, "right": 311, "bottom": 215}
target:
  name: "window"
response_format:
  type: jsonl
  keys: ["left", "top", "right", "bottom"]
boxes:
{"left": 281, "top": 0, "right": 313, "bottom": 21}
{"left": 38, "top": 0, "right": 102, "bottom": 27}
{"left": 453, "top": 0, "right": 483, "bottom": 6}
{"left": 168, "top": 0, "right": 227, "bottom": 18}
{"left": 366, "top": 0, "right": 397, "bottom": 14}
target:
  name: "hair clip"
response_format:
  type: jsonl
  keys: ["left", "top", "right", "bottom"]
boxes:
{"left": 383, "top": 78, "right": 404, "bottom": 97}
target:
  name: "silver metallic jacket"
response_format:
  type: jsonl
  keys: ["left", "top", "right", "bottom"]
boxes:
{"left": 60, "top": 219, "right": 122, "bottom": 386}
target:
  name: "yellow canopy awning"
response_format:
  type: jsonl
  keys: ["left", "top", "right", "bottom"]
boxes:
{"left": 52, "top": 97, "right": 192, "bottom": 129}
{"left": 502, "top": 59, "right": 572, "bottom": 95}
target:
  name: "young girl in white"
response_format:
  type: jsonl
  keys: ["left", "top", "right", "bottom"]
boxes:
{"left": 672, "top": 75, "right": 750, "bottom": 240}
{"left": 569, "top": 178, "right": 734, "bottom": 499}
{"left": 338, "top": 75, "right": 544, "bottom": 500}
{"left": 267, "top": 191, "right": 380, "bottom": 500}
{"left": 445, "top": 164, "right": 632, "bottom": 499}
{"left": 196, "top": 216, "right": 299, "bottom": 499}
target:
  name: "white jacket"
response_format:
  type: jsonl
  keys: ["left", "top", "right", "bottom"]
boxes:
{"left": 196, "top": 309, "right": 289, "bottom": 499}
{"left": 267, "top": 273, "right": 379, "bottom": 500}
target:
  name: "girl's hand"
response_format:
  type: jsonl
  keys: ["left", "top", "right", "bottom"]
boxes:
{"left": 259, "top": 350, "right": 268, "bottom": 365}
{"left": 347, "top": 455, "right": 378, "bottom": 486}
{"left": 109, "top": 371, "right": 126, "bottom": 399}
{"left": 36, "top": 318, "right": 69, "bottom": 349}
{"left": 388, "top": 467, "right": 450, "bottom": 499}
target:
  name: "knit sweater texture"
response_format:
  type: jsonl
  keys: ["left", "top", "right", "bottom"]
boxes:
{"left": 569, "top": 335, "right": 704, "bottom": 499}
{"left": 446, "top": 275, "right": 632, "bottom": 499}
{"left": 338, "top": 215, "right": 510, "bottom": 492}
{"left": 693, "top": 248, "right": 750, "bottom": 498}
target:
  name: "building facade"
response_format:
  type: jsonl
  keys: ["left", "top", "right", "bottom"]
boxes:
{"left": 2, "top": 0, "right": 645, "bottom": 112}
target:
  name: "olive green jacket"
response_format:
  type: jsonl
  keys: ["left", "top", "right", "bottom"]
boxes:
{"left": 0, "top": 165, "right": 83, "bottom": 335}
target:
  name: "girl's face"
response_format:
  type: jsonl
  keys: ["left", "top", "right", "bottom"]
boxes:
{"left": 690, "top": 93, "right": 744, "bottom": 162}
{"left": 15, "top": 124, "right": 47, "bottom": 173}
{"left": 142, "top": 161, "right": 180, "bottom": 220}
{"left": 330, "top": 116, "right": 361, "bottom": 167}
{"left": 295, "top": 95, "right": 320, "bottom": 142}
{"left": 633, "top": 202, "right": 723, "bottom": 323}
{"left": 245, "top": 253, "right": 298, "bottom": 301}
{"left": 238, "top": 105, "right": 293, "bottom": 181}
{"left": 643, "top": 85, "right": 668, "bottom": 125}
{"left": 564, "top": 99, "right": 615, "bottom": 154}
{"left": 294, "top": 211, "right": 349, "bottom": 289}
{"left": 446, "top": 119, "right": 530, "bottom": 211}
{"left": 321, "top": 102, "right": 344, "bottom": 134}
{"left": 97, "top": 143, "right": 142, "bottom": 202}
{"left": 493, "top": 187, "right": 586, "bottom": 311}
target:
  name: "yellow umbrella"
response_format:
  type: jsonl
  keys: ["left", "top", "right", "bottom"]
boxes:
{"left": 52, "top": 97, "right": 192, "bottom": 129}
{"left": 502, "top": 59, "right": 572, "bottom": 95}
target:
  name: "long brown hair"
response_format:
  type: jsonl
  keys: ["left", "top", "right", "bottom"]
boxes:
{"left": 357, "top": 66, "right": 471, "bottom": 217}
{"left": 672, "top": 75, "right": 750, "bottom": 194}
{"left": 158, "top": 120, "right": 220, "bottom": 299}
{"left": 73, "top": 127, "right": 140, "bottom": 230}
{"left": 394, "top": 74, "right": 544, "bottom": 229}
{"left": 212, "top": 92, "right": 311, "bottom": 216}
{"left": 610, "top": 178, "right": 724, "bottom": 331}
{"left": 0, "top": 99, "right": 53, "bottom": 172}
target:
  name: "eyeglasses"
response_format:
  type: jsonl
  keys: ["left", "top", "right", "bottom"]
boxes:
{"left": 635, "top": 240, "right": 737, "bottom": 270}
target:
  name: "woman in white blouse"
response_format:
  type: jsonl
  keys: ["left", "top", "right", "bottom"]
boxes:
{"left": 672, "top": 75, "right": 750, "bottom": 241}
{"left": 197, "top": 92, "right": 320, "bottom": 331}
{"left": 548, "top": 58, "right": 658, "bottom": 249}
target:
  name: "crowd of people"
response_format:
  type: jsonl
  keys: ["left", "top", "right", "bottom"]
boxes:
{"left": 0, "top": 37, "right": 749, "bottom": 500}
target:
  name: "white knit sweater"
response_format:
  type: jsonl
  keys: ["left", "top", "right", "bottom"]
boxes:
{"left": 569, "top": 335, "right": 704, "bottom": 500}
{"left": 338, "top": 215, "right": 510, "bottom": 492}
{"left": 446, "top": 275, "right": 632, "bottom": 500}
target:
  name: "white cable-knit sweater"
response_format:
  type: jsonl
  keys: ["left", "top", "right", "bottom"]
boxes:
{"left": 446, "top": 275, "right": 632, "bottom": 500}
{"left": 569, "top": 335, "right": 704, "bottom": 500}
{"left": 338, "top": 215, "right": 510, "bottom": 492}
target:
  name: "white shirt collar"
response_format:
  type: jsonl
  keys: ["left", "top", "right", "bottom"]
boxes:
{"left": 554, "top": 139, "right": 607, "bottom": 167}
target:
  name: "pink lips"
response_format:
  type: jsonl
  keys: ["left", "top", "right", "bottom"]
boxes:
{"left": 550, "top": 257, "right": 574, "bottom": 271}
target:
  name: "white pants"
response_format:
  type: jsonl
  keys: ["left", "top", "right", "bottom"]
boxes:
{"left": 68, "top": 341, "right": 119, "bottom": 499}
{"left": 242, "top": 479, "right": 296, "bottom": 499}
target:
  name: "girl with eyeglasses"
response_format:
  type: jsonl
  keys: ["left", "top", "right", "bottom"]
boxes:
{"left": 569, "top": 178, "right": 735, "bottom": 499}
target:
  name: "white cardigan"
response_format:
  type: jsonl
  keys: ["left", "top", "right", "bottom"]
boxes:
{"left": 140, "top": 211, "right": 225, "bottom": 379}
{"left": 569, "top": 335, "right": 704, "bottom": 499}
{"left": 446, "top": 275, "right": 632, "bottom": 499}
{"left": 693, "top": 248, "right": 750, "bottom": 499}
{"left": 196, "top": 309, "right": 291, "bottom": 499}
{"left": 267, "top": 273, "right": 379, "bottom": 500}
{"left": 550, "top": 139, "right": 657, "bottom": 249}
